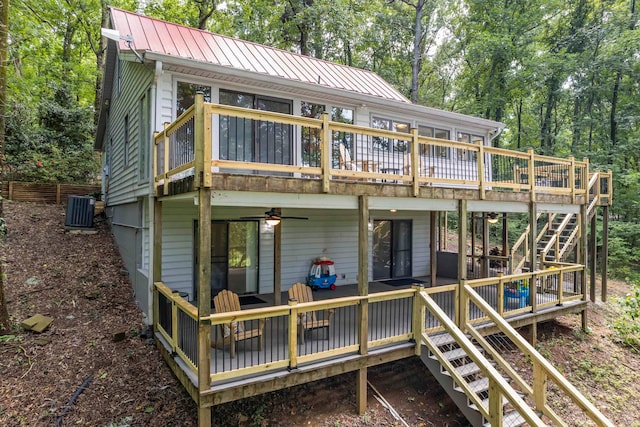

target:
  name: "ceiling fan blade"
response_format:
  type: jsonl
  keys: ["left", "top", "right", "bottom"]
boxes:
{"left": 280, "top": 216, "right": 308, "bottom": 220}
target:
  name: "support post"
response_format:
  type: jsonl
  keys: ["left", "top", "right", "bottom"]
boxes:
{"left": 152, "top": 199, "right": 163, "bottom": 332}
{"left": 602, "top": 205, "right": 609, "bottom": 302}
{"left": 411, "top": 127, "right": 420, "bottom": 197}
{"left": 196, "top": 188, "right": 212, "bottom": 427}
{"left": 528, "top": 202, "right": 537, "bottom": 273}
{"left": 482, "top": 213, "right": 489, "bottom": 278}
{"left": 274, "top": 209, "right": 282, "bottom": 306}
{"left": 357, "top": 196, "right": 369, "bottom": 416}
{"left": 471, "top": 213, "right": 476, "bottom": 277}
{"left": 580, "top": 204, "right": 592, "bottom": 302}
{"left": 443, "top": 211, "right": 448, "bottom": 251}
{"left": 194, "top": 92, "right": 212, "bottom": 427}
{"left": 321, "top": 113, "right": 331, "bottom": 193}
{"left": 590, "top": 210, "right": 597, "bottom": 301}
{"left": 430, "top": 211, "right": 437, "bottom": 287}
{"left": 457, "top": 200, "right": 467, "bottom": 281}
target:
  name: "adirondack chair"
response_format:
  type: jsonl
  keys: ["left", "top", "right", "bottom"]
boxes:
{"left": 288, "top": 282, "right": 334, "bottom": 345}
{"left": 212, "top": 289, "right": 264, "bottom": 358}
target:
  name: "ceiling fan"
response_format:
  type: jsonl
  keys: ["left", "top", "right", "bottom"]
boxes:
{"left": 241, "top": 208, "right": 308, "bottom": 226}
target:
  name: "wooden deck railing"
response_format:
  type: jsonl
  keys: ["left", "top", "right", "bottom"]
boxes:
{"left": 452, "top": 285, "right": 613, "bottom": 426}
{"left": 153, "top": 95, "right": 595, "bottom": 200}
{"left": 153, "top": 263, "right": 586, "bottom": 389}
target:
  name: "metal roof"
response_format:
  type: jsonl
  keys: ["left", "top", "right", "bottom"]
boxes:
{"left": 109, "top": 8, "right": 410, "bottom": 104}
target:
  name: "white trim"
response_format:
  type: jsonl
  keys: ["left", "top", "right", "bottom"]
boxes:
{"left": 210, "top": 191, "right": 358, "bottom": 209}
{"left": 537, "top": 203, "right": 580, "bottom": 214}
{"left": 467, "top": 200, "right": 529, "bottom": 213}
{"left": 369, "top": 197, "right": 457, "bottom": 211}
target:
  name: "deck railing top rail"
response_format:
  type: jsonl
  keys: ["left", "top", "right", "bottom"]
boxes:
{"left": 153, "top": 96, "right": 601, "bottom": 202}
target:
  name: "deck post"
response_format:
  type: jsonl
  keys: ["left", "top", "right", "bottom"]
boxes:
{"left": 321, "top": 113, "right": 331, "bottom": 193}
{"left": 357, "top": 195, "right": 369, "bottom": 415}
{"left": 482, "top": 213, "right": 489, "bottom": 278}
{"left": 589, "top": 209, "right": 597, "bottom": 300}
{"left": 274, "top": 209, "right": 282, "bottom": 306}
{"left": 152, "top": 199, "right": 162, "bottom": 333}
{"left": 430, "top": 211, "right": 437, "bottom": 287}
{"left": 470, "top": 214, "right": 476, "bottom": 277}
{"left": 457, "top": 200, "right": 467, "bottom": 282}
{"left": 528, "top": 202, "right": 537, "bottom": 272}
{"left": 602, "top": 205, "right": 609, "bottom": 302}
{"left": 196, "top": 188, "right": 212, "bottom": 424}
{"left": 580, "top": 204, "right": 592, "bottom": 302}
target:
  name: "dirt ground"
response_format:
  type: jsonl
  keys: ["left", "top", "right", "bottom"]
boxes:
{"left": 0, "top": 201, "right": 638, "bottom": 426}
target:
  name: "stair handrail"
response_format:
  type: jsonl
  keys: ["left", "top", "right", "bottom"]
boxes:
{"left": 586, "top": 172, "right": 600, "bottom": 217}
{"left": 461, "top": 284, "right": 615, "bottom": 427}
{"left": 419, "top": 291, "right": 546, "bottom": 426}
{"left": 511, "top": 212, "right": 549, "bottom": 272}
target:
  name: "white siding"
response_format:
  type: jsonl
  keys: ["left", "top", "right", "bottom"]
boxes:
{"left": 159, "top": 203, "right": 431, "bottom": 297}
{"left": 106, "top": 60, "right": 154, "bottom": 205}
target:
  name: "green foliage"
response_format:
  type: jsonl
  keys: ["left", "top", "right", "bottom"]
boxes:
{"left": 613, "top": 283, "right": 640, "bottom": 351}
{"left": 607, "top": 222, "right": 640, "bottom": 282}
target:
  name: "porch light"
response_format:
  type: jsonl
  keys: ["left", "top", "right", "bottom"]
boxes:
{"left": 487, "top": 212, "right": 499, "bottom": 224}
{"left": 390, "top": 209, "right": 397, "bottom": 213}
{"left": 265, "top": 217, "right": 281, "bottom": 227}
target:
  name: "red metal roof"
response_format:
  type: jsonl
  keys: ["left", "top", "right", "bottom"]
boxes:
{"left": 109, "top": 8, "right": 410, "bottom": 103}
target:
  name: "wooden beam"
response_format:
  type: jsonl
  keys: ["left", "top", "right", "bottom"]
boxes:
{"left": 274, "top": 208, "right": 282, "bottom": 306}
{"left": 358, "top": 196, "right": 369, "bottom": 354}
{"left": 356, "top": 367, "right": 367, "bottom": 416}
{"left": 482, "top": 213, "right": 489, "bottom": 278}
{"left": 197, "top": 188, "right": 212, "bottom": 409}
{"left": 203, "top": 346, "right": 415, "bottom": 406}
{"left": 580, "top": 204, "right": 591, "bottom": 302}
{"left": 471, "top": 214, "right": 476, "bottom": 277}
{"left": 590, "top": 211, "right": 597, "bottom": 301}
{"left": 602, "top": 206, "right": 609, "bottom": 302}
{"left": 430, "top": 211, "right": 437, "bottom": 287}
{"left": 457, "top": 200, "right": 467, "bottom": 281}
{"left": 528, "top": 202, "right": 537, "bottom": 272}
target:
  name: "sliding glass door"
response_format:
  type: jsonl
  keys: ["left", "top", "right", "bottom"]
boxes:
{"left": 372, "top": 220, "right": 412, "bottom": 280}
{"left": 194, "top": 220, "right": 259, "bottom": 297}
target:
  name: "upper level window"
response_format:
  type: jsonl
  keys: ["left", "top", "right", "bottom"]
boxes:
{"left": 124, "top": 114, "right": 130, "bottom": 166}
{"left": 176, "top": 82, "right": 211, "bottom": 116}
{"left": 456, "top": 132, "right": 484, "bottom": 161}
{"left": 419, "top": 125, "right": 450, "bottom": 158}
{"left": 138, "top": 90, "right": 151, "bottom": 181}
{"left": 372, "top": 116, "right": 410, "bottom": 152}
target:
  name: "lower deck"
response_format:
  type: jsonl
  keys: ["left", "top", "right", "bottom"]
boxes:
{"left": 154, "top": 265, "right": 586, "bottom": 407}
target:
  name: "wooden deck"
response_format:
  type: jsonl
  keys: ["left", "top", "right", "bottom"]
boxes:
{"left": 154, "top": 269, "right": 587, "bottom": 406}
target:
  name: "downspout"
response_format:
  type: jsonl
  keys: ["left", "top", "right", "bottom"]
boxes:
{"left": 147, "top": 60, "right": 163, "bottom": 325}
{"left": 489, "top": 125, "right": 506, "bottom": 147}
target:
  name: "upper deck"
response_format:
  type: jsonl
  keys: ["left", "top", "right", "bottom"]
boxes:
{"left": 153, "top": 96, "right": 613, "bottom": 206}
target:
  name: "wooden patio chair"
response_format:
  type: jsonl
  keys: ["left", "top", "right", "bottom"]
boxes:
{"left": 212, "top": 289, "right": 264, "bottom": 358}
{"left": 288, "top": 282, "right": 334, "bottom": 345}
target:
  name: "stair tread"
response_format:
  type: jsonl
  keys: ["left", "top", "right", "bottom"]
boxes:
{"left": 441, "top": 348, "right": 468, "bottom": 361}
{"left": 430, "top": 333, "right": 457, "bottom": 348}
{"left": 454, "top": 376, "right": 489, "bottom": 394}
{"left": 454, "top": 362, "right": 481, "bottom": 377}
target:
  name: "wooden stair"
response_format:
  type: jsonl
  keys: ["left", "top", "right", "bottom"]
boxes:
{"left": 420, "top": 333, "right": 527, "bottom": 427}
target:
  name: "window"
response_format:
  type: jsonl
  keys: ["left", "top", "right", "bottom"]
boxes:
{"left": 138, "top": 90, "right": 151, "bottom": 181}
{"left": 176, "top": 81, "right": 212, "bottom": 116}
{"left": 301, "top": 101, "right": 325, "bottom": 167}
{"left": 456, "top": 131, "right": 484, "bottom": 161}
{"left": 219, "top": 90, "right": 292, "bottom": 165}
{"left": 372, "top": 116, "right": 410, "bottom": 152}
{"left": 418, "top": 125, "right": 450, "bottom": 158}
{"left": 124, "top": 115, "right": 130, "bottom": 166}
{"left": 330, "top": 107, "right": 354, "bottom": 167}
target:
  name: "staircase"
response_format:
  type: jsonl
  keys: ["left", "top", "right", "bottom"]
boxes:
{"left": 512, "top": 172, "right": 603, "bottom": 271}
{"left": 420, "top": 333, "right": 526, "bottom": 427}
{"left": 417, "top": 285, "right": 614, "bottom": 427}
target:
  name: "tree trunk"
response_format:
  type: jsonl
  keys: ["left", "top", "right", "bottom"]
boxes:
{"left": 409, "top": 0, "right": 425, "bottom": 103}
{"left": 0, "top": 0, "right": 10, "bottom": 334}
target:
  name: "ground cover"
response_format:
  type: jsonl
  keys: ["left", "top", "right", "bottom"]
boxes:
{"left": 0, "top": 201, "right": 637, "bottom": 426}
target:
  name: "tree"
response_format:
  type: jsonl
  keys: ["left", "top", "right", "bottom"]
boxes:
{"left": 0, "top": 0, "right": 10, "bottom": 334}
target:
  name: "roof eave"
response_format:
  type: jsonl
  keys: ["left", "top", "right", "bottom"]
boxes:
{"left": 144, "top": 51, "right": 504, "bottom": 131}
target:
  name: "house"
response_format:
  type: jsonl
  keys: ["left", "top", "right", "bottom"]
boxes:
{"left": 95, "top": 8, "right": 613, "bottom": 427}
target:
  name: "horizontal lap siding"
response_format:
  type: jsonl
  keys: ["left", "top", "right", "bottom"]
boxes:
{"left": 159, "top": 204, "right": 431, "bottom": 298}
{"left": 107, "top": 61, "right": 154, "bottom": 206}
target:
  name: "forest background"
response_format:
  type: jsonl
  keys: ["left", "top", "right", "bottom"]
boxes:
{"left": 1, "top": 0, "right": 639, "bottom": 281}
